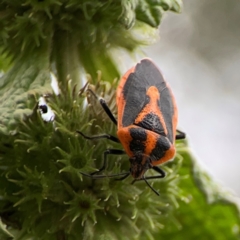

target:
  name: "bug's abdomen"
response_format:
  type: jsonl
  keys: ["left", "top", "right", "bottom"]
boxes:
{"left": 117, "top": 126, "right": 175, "bottom": 164}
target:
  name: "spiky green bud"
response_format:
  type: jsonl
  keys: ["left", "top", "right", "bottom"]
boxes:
{"left": 0, "top": 81, "right": 187, "bottom": 239}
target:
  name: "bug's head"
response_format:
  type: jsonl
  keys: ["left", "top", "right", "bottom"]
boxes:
{"left": 129, "top": 154, "right": 152, "bottom": 179}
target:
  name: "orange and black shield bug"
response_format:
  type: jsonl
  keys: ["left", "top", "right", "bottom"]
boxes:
{"left": 77, "top": 58, "right": 186, "bottom": 195}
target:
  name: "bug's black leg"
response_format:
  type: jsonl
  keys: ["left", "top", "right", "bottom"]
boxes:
{"left": 91, "top": 149, "right": 125, "bottom": 175}
{"left": 76, "top": 131, "right": 120, "bottom": 143}
{"left": 152, "top": 166, "right": 165, "bottom": 178}
{"left": 115, "top": 172, "right": 130, "bottom": 181}
{"left": 87, "top": 89, "right": 117, "bottom": 125}
{"left": 80, "top": 171, "right": 130, "bottom": 179}
{"left": 99, "top": 98, "right": 117, "bottom": 126}
{"left": 176, "top": 129, "right": 186, "bottom": 140}
{"left": 132, "top": 166, "right": 165, "bottom": 183}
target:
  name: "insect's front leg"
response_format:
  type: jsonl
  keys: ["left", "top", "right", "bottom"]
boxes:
{"left": 87, "top": 89, "right": 117, "bottom": 125}
{"left": 76, "top": 131, "right": 120, "bottom": 143}
{"left": 92, "top": 149, "right": 125, "bottom": 175}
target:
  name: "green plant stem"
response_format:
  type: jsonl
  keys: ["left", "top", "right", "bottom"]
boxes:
{"left": 53, "top": 30, "right": 81, "bottom": 88}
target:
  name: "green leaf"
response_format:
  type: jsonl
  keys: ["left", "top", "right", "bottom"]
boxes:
{"left": 0, "top": 48, "right": 12, "bottom": 72}
{"left": 120, "top": 0, "right": 138, "bottom": 29}
{"left": 160, "top": 0, "right": 182, "bottom": 12}
{"left": 155, "top": 147, "right": 240, "bottom": 239}
{"left": 136, "top": 0, "right": 182, "bottom": 27}
{"left": 0, "top": 52, "right": 51, "bottom": 133}
{"left": 136, "top": 0, "right": 164, "bottom": 27}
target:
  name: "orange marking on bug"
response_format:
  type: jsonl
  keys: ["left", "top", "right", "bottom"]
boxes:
{"left": 144, "top": 130, "right": 175, "bottom": 165}
{"left": 155, "top": 145, "right": 175, "bottom": 165}
{"left": 117, "top": 127, "right": 134, "bottom": 157}
{"left": 144, "top": 130, "right": 159, "bottom": 155}
{"left": 134, "top": 86, "right": 168, "bottom": 135}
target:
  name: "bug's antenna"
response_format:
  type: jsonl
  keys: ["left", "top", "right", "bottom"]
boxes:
{"left": 131, "top": 175, "right": 159, "bottom": 196}
{"left": 143, "top": 176, "right": 160, "bottom": 196}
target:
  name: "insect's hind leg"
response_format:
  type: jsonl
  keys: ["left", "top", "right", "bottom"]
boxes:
{"left": 87, "top": 89, "right": 117, "bottom": 126}
{"left": 176, "top": 129, "right": 186, "bottom": 140}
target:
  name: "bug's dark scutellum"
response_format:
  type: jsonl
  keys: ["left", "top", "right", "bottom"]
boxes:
{"left": 77, "top": 58, "right": 186, "bottom": 196}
